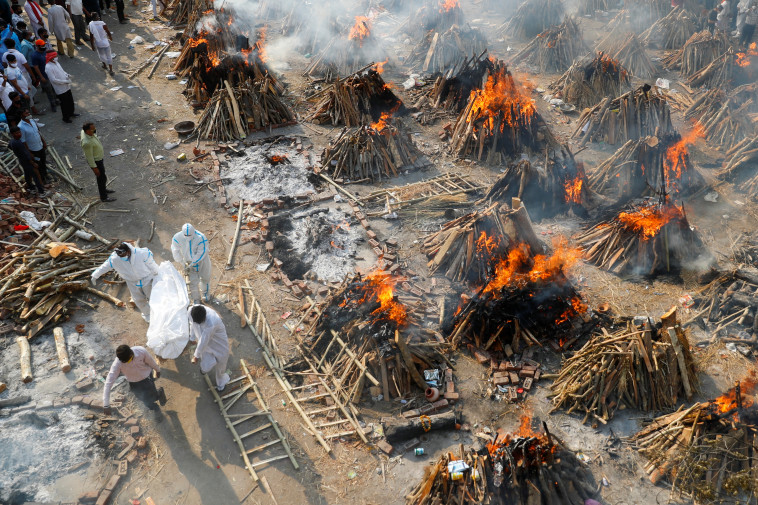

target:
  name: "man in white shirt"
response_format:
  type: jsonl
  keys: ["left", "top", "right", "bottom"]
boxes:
{"left": 48, "top": 0, "right": 75, "bottom": 58}
{"left": 102, "top": 344, "right": 166, "bottom": 414}
{"left": 23, "top": 0, "right": 46, "bottom": 38}
{"left": 2, "top": 39, "right": 36, "bottom": 89}
{"left": 66, "top": 0, "right": 90, "bottom": 45}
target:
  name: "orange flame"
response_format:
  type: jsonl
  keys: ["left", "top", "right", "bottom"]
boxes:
{"left": 564, "top": 177, "right": 583, "bottom": 205}
{"left": 374, "top": 58, "right": 388, "bottom": 74}
{"left": 712, "top": 372, "right": 758, "bottom": 421}
{"left": 735, "top": 42, "right": 757, "bottom": 68}
{"left": 255, "top": 25, "right": 268, "bottom": 64}
{"left": 439, "top": 0, "right": 459, "bottom": 12}
{"left": 663, "top": 124, "right": 703, "bottom": 194}
{"left": 349, "top": 16, "right": 371, "bottom": 46}
{"left": 466, "top": 67, "right": 536, "bottom": 133}
{"left": 616, "top": 203, "right": 684, "bottom": 240}
{"left": 371, "top": 103, "right": 400, "bottom": 132}
{"left": 339, "top": 270, "right": 407, "bottom": 326}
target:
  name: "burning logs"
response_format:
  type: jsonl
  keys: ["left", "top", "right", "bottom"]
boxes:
{"left": 406, "top": 25, "right": 487, "bottom": 75}
{"left": 413, "top": 50, "right": 491, "bottom": 113}
{"left": 596, "top": 33, "right": 656, "bottom": 78}
{"left": 510, "top": 17, "right": 588, "bottom": 73}
{"left": 576, "top": 198, "right": 709, "bottom": 275}
{"left": 320, "top": 120, "right": 431, "bottom": 182}
{"left": 641, "top": 7, "right": 698, "bottom": 50}
{"left": 477, "top": 146, "right": 590, "bottom": 220}
{"left": 550, "top": 311, "right": 696, "bottom": 425}
{"left": 632, "top": 377, "right": 758, "bottom": 499}
{"left": 662, "top": 31, "right": 729, "bottom": 77}
{"left": 548, "top": 52, "right": 630, "bottom": 110}
{"left": 405, "top": 446, "right": 487, "bottom": 504}
{"left": 684, "top": 85, "right": 757, "bottom": 151}
{"left": 305, "top": 17, "right": 387, "bottom": 81}
{"left": 402, "top": 0, "right": 465, "bottom": 34}
{"left": 572, "top": 86, "right": 673, "bottom": 146}
{"left": 307, "top": 66, "right": 404, "bottom": 127}
{"left": 500, "top": 0, "right": 565, "bottom": 40}
{"left": 192, "top": 78, "right": 295, "bottom": 141}
{"left": 588, "top": 129, "right": 705, "bottom": 202}
{"left": 164, "top": 0, "right": 211, "bottom": 26}
{"left": 449, "top": 60, "right": 555, "bottom": 164}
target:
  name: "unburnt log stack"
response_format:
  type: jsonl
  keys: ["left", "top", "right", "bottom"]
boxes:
{"left": 662, "top": 30, "right": 729, "bottom": 76}
{"left": 719, "top": 136, "right": 758, "bottom": 198}
{"left": 500, "top": 0, "right": 565, "bottom": 40}
{"left": 595, "top": 32, "right": 656, "bottom": 78}
{"left": 550, "top": 309, "right": 696, "bottom": 425}
{"left": 684, "top": 86, "right": 757, "bottom": 151}
{"left": 685, "top": 48, "right": 734, "bottom": 88}
{"left": 406, "top": 24, "right": 487, "bottom": 75}
{"left": 641, "top": 7, "right": 698, "bottom": 50}
{"left": 510, "top": 17, "right": 588, "bottom": 73}
{"left": 549, "top": 52, "right": 631, "bottom": 110}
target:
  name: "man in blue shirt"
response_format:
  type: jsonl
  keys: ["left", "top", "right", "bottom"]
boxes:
{"left": 29, "top": 40, "right": 57, "bottom": 112}
{"left": 0, "top": 19, "right": 19, "bottom": 59}
{"left": 9, "top": 125, "right": 45, "bottom": 195}
{"left": 18, "top": 108, "right": 48, "bottom": 185}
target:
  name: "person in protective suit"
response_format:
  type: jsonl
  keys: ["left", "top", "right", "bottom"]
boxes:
{"left": 171, "top": 223, "right": 211, "bottom": 301}
{"left": 188, "top": 304, "right": 230, "bottom": 391}
{"left": 92, "top": 242, "right": 159, "bottom": 322}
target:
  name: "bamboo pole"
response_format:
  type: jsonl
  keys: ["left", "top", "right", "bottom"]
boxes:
{"left": 226, "top": 200, "right": 244, "bottom": 269}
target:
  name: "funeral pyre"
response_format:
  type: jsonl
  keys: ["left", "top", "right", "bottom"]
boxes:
{"left": 319, "top": 116, "right": 432, "bottom": 182}
{"left": 719, "top": 136, "right": 758, "bottom": 199}
{"left": 287, "top": 270, "right": 447, "bottom": 401}
{"left": 685, "top": 84, "right": 758, "bottom": 151}
{"left": 307, "top": 65, "right": 405, "bottom": 127}
{"left": 662, "top": 30, "right": 729, "bottom": 77}
{"left": 588, "top": 129, "right": 705, "bottom": 204}
{"left": 406, "top": 421, "right": 598, "bottom": 505}
{"left": 510, "top": 17, "right": 587, "bottom": 73}
{"left": 400, "top": 0, "right": 465, "bottom": 35}
{"left": 595, "top": 32, "right": 656, "bottom": 78}
{"left": 500, "top": 0, "right": 565, "bottom": 40}
{"left": 632, "top": 376, "right": 758, "bottom": 502}
{"left": 692, "top": 267, "right": 758, "bottom": 343}
{"left": 572, "top": 85, "right": 673, "bottom": 146}
{"left": 305, "top": 16, "right": 387, "bottom": 81}
{"left": 449, "top": 59, "right": 556, "bottom": 164}
{"left": 548, "top": 52, "right": 630, "bottom": 110}
{"left": 406, "top": 24, "right": 487, "bottom": 75}
{"left": 640, "top": 7, "right": 698, "bottom": 50}
{"left": 477, "top": 145, "right": 591, "bottom": 220}
{"left": 550, "top": 309, "right": 695, "bottom": 426}
{"left": 412, "top": 50, "right": 491, "bottom": 113}
{"left": 576, "top": 198, "right": 710, "bottom": 276}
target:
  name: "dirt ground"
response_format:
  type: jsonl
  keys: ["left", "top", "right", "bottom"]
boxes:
{"left": 2, "top": 1, "right": 758, "bottom": 504}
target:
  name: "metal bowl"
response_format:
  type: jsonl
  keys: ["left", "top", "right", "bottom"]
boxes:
{"left": 174, "top": 120, "right": 195, "bottom": 135}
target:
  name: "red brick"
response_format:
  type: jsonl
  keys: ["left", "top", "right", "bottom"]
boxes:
{"left": 104, "top": 474, "right": 121, "bottom": 491}
{"left": 79, "top": 490, "right": 99, "bottom": 504}
{"left": 129, "top": 426, "right": 140, "bottom": 436}
{"left": 444, "top": 392, "right": 459, "bottom": 402}
{"left": 376, "top": 440, "right": 394, "bottom": 454}
{"left": 95, "top": 489, "right": 111, "bottom": 505}
{"left": 265, "top": 241, "right": 274, "bottom": 253}
{"left": 366, "top": 230, "right": 377, "bottom": 239}
{"left": 508, "top": 372, "right": 520, "bottom": 385}
{"left": 291, "top": 285, "right": 303, "bottom": 298}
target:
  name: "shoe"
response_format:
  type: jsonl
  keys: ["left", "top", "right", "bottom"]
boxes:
{"left": 101, "top": 197, "right": 117, "bottom": 202}
{"left": 120, "top": 20, "right": 127, "bottom": 24}
{"left": 109, "top": 69, "right": 115, "bottom": 76}
{"left": 38, "top": 190, "right": 48, "bottom": 198}
{"left": 157, "top": 387, "right": 167, "bottom": 406}
{"left": 141, "top": 312, "right": 150, "bottom": 322}
{"left": 63, "top": 118, "right": 73, "bottom": 123}
{"left": 106, "top": 189, "right": 115, "bottom": 194}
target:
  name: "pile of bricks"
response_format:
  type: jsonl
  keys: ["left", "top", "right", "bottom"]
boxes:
{"left": 0, "top": 175, "right": 35, "bottom": 251}
{"left": 347, "top": 202, "right": 401, "bottom": 271}
{"left": 490, "top": 356, "right": 542, "bottom": 402}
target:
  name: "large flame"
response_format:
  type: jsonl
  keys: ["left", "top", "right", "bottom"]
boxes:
{"left": 349, "top": 16, "right": 371, "bottom": 46}
{"left": 373, "top": 58, "right": 388, "bottom": 74}
{"left": 564, "top": 177, "right": 583, "bottom": 205}
{"left": 255, "top": 26, "right": 268, "bottom": 64}
{"left": 370, "top": 103, "right": 400, "bottom": 132}
{"left": 466, "top": 66, "right": 536, "bottom": 133}
{"left": 616, "top": 203, "right": 684, "bottom": 240}
{"left": 439, "top": 0, "right": 459, "bottom": 12}
{"left": 735, "top": 42, "right": 758, "bottom": 68}
{"left": 711, "top": 372, "right": 758, "bottom": 421}
{"left": 340, "top": 270, "right": 407, "bottom": 326}
{"left": 663, "top": 124, "right": 703, "bottom": 195}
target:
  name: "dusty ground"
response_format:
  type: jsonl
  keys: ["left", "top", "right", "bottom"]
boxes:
{"left": 2, "top": 1, "right": 758, "bottom": 505}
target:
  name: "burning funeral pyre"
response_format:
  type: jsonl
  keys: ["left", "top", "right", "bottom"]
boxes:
{"left": 595, "top": 32, "right": 656, "bottom": 78}
{"left": 510, "top": 17, "right": 588, "bottom": 73}
{"left": 448, "top": 59, "right": 556, "bottom": 164}
{"left": 588, "top": 129, "right": 705, "bottom": 203}
{"left": 572, "top": 85, "right": 674, "bottom": 146}
{"left": 164, "top": 0, "right": 211, "bottom": 27}
{"left": 304, "top": 16, "right": 387, "bottom": 81}
{"left": 576, "top": 198, "right": 710, "bottom": 275}
{"left": 632, "top": 376, "right": 758, "bottom": 501}
{"left": 406, "top": 422, "right": 599, "bottom": 505}
{"left": 548, "top": 52, "right": 630, "bottom": 110}
{"left": 406, "top": 24, "right": 488, "bottom": 75}
{"left": 319, "top": 117, "right": 432, "bottom": 182}
{"left": 684, "top": 43, "right": 758, "bottom": 90}
{"left": 307, "top": 65, "right": 405, "bottom": 127}
{"left": 640, "top": 7, "right": 698, "bottom": 50}
{"left": 662, "top": 30, "right": 729, "bottom": 77}
{"left": 550, "top": 308, "right": 695, "bottom": 425}
{"left": 412, "top": 50, "right": 491, "bottom": 113}
{"left": 692, "top": 267, "right": 758, "bottom": 342}
{"left": 289, "top": 270, "right": 447, "bottom": 400}
{"left": 499, "top": 0, "right": 565, "bottom": 40}
{"left": 401, "top": 0, "right": 465, "bottom": 35}
{"left": 477, "top": 145, "right": 591, "bottom": 220}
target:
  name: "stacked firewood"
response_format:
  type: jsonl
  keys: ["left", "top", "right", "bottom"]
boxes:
{"left": 163, "top": 0, "right": 211, "bottom": 25}
{"left": 400, "top": 0, "right": 465, "bottom": 34}
{"left": 572, "top": 86, "right": 673, "bottom": 146}
{"left": 596, "top": 32, "right": 656, "bottom": 78}
{"left": 686, "top": 48, "right": 734, "bottom": 88}
{"left": 576, "top": 198, "right": 710, "bottom": 275}
{"left": 577, "top": 0, "right": 610, "bottom": 16}
{"left": 413, "top": 50, "right": 490, "bottom": 112}
{"left": 319, "top": 120, "right": 431, "bottom": 182}
{"left": 588, "top": 134, "right": 704, "bottom": 202}
{"left": 421, "top": 202, "right": 545, "bottom": 284}
{"left": 641, "top": 7, "right": 698, "bottom": 49}
{"left": 604, "top": 1, "right": 670, "bottom": 36}
{"left": 192, "top": 78, "right": 295, "bottom": 141}
{"left": 500, "top": 0, "right": 565, "bottom": 40}
{"left": 632, "top": 380, "right": 758, "bottom": 500}
{"left": 549, "top": 52, "right": 630, "bottom": 109}
{"left": 305, "top": 32, "right": 386, "bottom": 81}
{"left": 684, "top": 87, "right": 756, "bottom": 150}
{"left": 719, "top": 137, "right": 758, "bottom": 198}
{"left": 662, "top": 30, "right": 729, "bottom": 76}
{"left": 173, "top": 30, "right": 230, "bottom": 74}
{"left": 406, "top": 25, "right": 487, "bottom": 75}
{"left": 406, "top": 446, "right": 487, "bottom": 505}
{"left": 550, "top": 309, "right": 695, "bottom": 425}
{"left": 477, "top": 145, "right": 590, "bottom": 219}
{"left": 694, "top": 268, "right": 758, "bottom": 339}
{"left": 510, "top": 17, "right": 587, "bottom": 73}
{"left": 307, "top": 66, "right": 404, "bottom": 127}
{"left": 183, "top": 52, "right": 280, "bottom": 105}
{"left": 732, "top": 235, "right": 758, "bottom": 268}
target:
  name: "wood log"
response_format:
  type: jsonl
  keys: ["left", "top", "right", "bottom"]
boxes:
{"left": 384, "top": 411, "right": 458, "bottom": 443}
{"left": 53, "top": 327, "right": 71, "bottom": 373}
{"left": 17, "top": 336, "right": 32, "bottom": 383}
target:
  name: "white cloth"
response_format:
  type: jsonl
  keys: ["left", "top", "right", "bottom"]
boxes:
{"left": 48, "top": 5, "right": 73, "bottom": 41}
{"left": 45, "top": 59, "right": 72, "bottom": 94}
{"left": 171, "top": 223, "right": 211, "bottom": 299}
{"left": 24, "top": 1, "right": 46, "bottom": 38}
{"left": 0, "top": 80, "right": 15, "bottom": 109}
{"left": 5, "top": 65, "right": 29, "bottom": 94}
{"left": 188, "top": 305, "right": 230, "bottom": 389}
{"left": 95, "top": 45, "right": 111, "bottom": 65}
{"left": 66, "top": 0, "right": 84, "bottom": 16}
{"left": 92, "top": 244, "right": 159, "bottom": 319}
{"left": 102, "top": 346, "right": 160, "bottom": 407}
{"left": 88, "top": 20, "right": 109, "bottom": 48}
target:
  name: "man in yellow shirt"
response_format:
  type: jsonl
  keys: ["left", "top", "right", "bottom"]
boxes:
{"left": 81, "top": 121, "right": 115, "bottom": 202}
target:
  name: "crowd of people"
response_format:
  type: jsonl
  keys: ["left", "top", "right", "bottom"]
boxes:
{"left": 1, "top": 0, "right": 117, "bottom": 198}
{"left": 703, "top": 0, "right": 758, "bottom": 46}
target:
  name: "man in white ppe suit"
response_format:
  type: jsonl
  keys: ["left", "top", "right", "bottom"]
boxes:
{"left": 92, "top": 242, "right": 159, "bottom": 322}
{"left": 171, "top": 223, "right": 211, "bottom": 301}
{"left": 188, "top": 304, "right": 230, "bottom": 391}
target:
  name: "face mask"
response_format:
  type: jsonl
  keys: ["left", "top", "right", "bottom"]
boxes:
{"left": 9, "top": 63, "right": 16, "bottom": 68}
